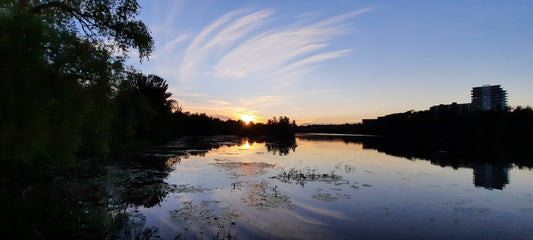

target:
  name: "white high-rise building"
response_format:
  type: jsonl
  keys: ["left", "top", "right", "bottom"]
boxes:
{"left": 471, "top": 85, "right": 507, "bottom": 111}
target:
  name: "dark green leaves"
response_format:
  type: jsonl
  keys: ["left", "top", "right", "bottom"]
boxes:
{"left": 29, "top": 0, "right": 153, "bottom": 59}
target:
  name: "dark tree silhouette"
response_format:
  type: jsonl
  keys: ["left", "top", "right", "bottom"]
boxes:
{"left": 135, "top": 74, "right": 173, "bottom": 114}
{"left": 299, "top": 107, "right": 533, "bottom": 151}
{"left": 0, "top": 3, "right": 300, "bottom": 238}
{"left": 29, "top": 0, "right": 154, "bottom": 59}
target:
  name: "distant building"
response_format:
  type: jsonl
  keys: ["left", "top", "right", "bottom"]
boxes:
{"left": 430, "top": 102, "right": 471, "bottom": 113}
{"left": 471, "top": 85, "right": 508, "bottom": 111}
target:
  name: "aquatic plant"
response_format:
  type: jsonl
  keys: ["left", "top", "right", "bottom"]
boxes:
{"left": 272, "top": 167, "right": 349, "bottom": 187}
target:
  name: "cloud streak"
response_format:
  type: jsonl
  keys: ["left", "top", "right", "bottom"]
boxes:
{"left": 151, "top": 33, "right": 189, "bottom": 59}
{"left": 180, "top": 9, "right": 272, "bottom": 82}
{"left": 180, "top": 8, "right": 371, "bottom": 84}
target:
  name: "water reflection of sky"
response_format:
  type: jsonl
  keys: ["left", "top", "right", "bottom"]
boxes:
{"left": 138, "top": 136, "right": 533, "bottom": 240}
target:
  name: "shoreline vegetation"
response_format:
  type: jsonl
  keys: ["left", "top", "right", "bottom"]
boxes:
{"left": 296, "top": 107, "right": 533, "bottom": 169}
{"left": 299, "top": 108, "right": 533, "bottom": 152}
{"left": 296, "top": 133, "right": 533, "bottom": 169}
{"left": 1, "top": 1, "right": 297, "bottom": 181}
{"left": 1, "top": 2, "right": 297, "bottom": 238}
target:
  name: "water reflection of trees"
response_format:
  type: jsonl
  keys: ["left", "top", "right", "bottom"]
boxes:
{"left": 297, "top": 134, "right": 533, "bottom": 190}
{"left": 72, "top": 136, "right": 245, "bottom": 239}
{"left": 106, "top": 136, "right": 298, "bottom": 210}
{"left": 296, "top": 133, "right": 369, "bottom": 144}
{"left": 263, "top": 138, "right": 297, "bottom": 156}
{"left": 112, "top": 136, "right": 244, "bottom": 208}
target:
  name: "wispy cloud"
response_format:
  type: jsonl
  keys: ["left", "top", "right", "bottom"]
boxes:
{"left": 179, "top": 7, "right": 371, "bottom": 84}
{"left": 180, "top": 9, "right": 272, "bottom": 82}
{"left": 206, "top": 99, "right": 232, "bottom": 106}
{"left": 151, "top": 33, "right": 189, "bottom": 59}
{"left": 268, "top": 49, "right": 353, "bottom": 87}
{"left": 203, "top": 9, "right": 274, "bottom": 55}
{"left": 240, "top": 95, "right": 282, "bottom": 107}
{"left": 296, "top": 10, "right": 323, "bottom": 19}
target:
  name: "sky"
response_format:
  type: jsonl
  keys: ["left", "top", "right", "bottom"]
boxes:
{"left": 128, "top": 0, "right": 533, "bottom": 124}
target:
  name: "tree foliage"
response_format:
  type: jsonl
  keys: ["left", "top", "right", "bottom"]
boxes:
{"left": 1, "top": 0, "right": 298, "bottom": 178}
{"left": 27, "top": 0, "right": 154, "bottom": 59}
{"left": 1, "top": 2, "right": 299, "bottom": 239}
{"left": 299, "top": 107, "right": 533, "bottom": 151}
{"left": 1, "top": 8, "right": 84, "bottom": 174}
{"left": 0, "top": 0, "right": 155, "bottom": 176}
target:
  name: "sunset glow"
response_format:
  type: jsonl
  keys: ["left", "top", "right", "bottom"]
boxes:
{"left": 129, "top": 1, "right": 533, "bottom": 124}
{"left": 240, "top": 140, "right": 250, "bottom": 149}
{"left": 240, "top": 115, "right": 255, "bottom": 124}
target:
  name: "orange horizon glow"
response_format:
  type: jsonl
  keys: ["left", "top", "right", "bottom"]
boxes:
{"left": 240, "top": 115, "right": 255, "bottom": 124}
{"left": 240, "top": 140, "right": 250, "bottom": 149}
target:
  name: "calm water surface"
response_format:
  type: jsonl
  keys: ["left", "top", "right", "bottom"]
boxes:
{"left": 131, "top": 134, "right": 533, "bottom": 239}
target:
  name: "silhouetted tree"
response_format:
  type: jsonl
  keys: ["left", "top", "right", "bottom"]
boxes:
{"left": 299, "top": 107, "right": 533, "bottom": 151}
{"left": 135, "top": 74, "right": 173, "bottom": 115}
{"left": 0, "top": 0, "right": 154, "bottom": 176}
{"left": 28, "top": 0, "right": 154, "bottom": 59}
{"left": 0, "top": 8, "right": 86, "bottom": 175}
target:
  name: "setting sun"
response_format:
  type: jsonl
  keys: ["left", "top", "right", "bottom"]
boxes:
{"left": 240, "top": 115, "right": 255, "bottom": 124}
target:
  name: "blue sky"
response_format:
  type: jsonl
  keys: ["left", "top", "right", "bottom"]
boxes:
{"left": 128, "top": 0, "right": 533, "bottom": 124}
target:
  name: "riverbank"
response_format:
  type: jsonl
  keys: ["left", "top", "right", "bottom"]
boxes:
{"left": 299, "top": 108, "right": 533, "bottom": 152}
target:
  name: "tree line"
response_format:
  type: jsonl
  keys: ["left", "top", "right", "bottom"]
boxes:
{"left": 298, "top": 107, "right": 533, "bottom": 151}
{"left": 0, "top": 1, "right": 296, "bottom": 182}
{"left": 0, "top": 2, "right": 297, "bottom": 238}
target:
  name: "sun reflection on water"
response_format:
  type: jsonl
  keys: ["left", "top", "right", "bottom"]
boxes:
{"left": 239, "top": 140, "right": 251, "bottom": 149}
{"left": 134, "top": 135, "right": 533, "bottom": 240}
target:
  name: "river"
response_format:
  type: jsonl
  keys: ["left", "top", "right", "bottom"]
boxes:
{"left": 114, "top": 134, "right": 533, "bottom": 239}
